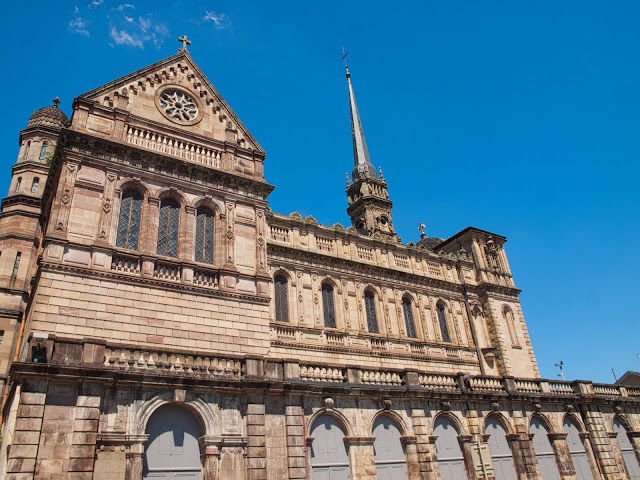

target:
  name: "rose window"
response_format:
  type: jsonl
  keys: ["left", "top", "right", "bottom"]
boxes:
{"left": 158, "top": 90, "right": 198, "bottom": 122}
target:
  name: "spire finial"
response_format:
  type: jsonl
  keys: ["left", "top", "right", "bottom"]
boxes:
{"left": 346, "top": 173, "right": 351, "bottom": 187}
{"left": 418, "top": 223, "right": 426, "bottom": 239}
{"left": 178, "top": 35, "right": 191, "bottom": 52}
{"left": 341, "top": 47, "right": 350, "bottom": 75}
{"left": 379, "top": 167, "right": 384, "bottom": 180}
{"left": 52, "top": 97, "right": 60, "bottom": 107}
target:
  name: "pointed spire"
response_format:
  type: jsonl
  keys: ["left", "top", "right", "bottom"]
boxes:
{"left": 344, "top": 60, "right": 376, "bottom": 180}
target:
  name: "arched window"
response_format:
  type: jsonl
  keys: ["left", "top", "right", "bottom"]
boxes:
{"left": 157, "top": 198, "right": 180, "bottom": 257}
{"left": 530, "top": 418, "right": 561, "bottom": 480}
{"left": 195, "top": 206, "right": 214, "bottom": 264}
{"left": 274, "top": 275, "right": 289, "bottom": 323}
{"left": 563, "top": 417, "right": 594, "bottom": 480}
{"left": 434, "top": 416, "right": 466, "bottom": 480}
{"left": 39, "top": 141, "right": 48, "bottom": 160}
{"left": 402, "top": 296, "right": 417, "bottom": 338}
{"left": 503, "top": 306, "right": 519, "bottom": 346}
{"left": 437, "top": 303, "right": 451, "bottom": 343}
{"left": 486, "top": 416, "right": 517, "bottom": 480}
{"left": 144, "top": 404, "right": 203, "bottom": 478}
{"left": 310, "top": 415, "right": 349, "bottom": 478}
{"left": 613, "top": 418, "right": 640, "bottom": 479}
{"left": 15, "top": 177, "right": 22, "bottom": 192}
{"left": 322, "top": 283, "right": 336, "bottom": 328}
{"left": 23, "top": 141, "right": 30, "bottom": 160}
{"left": 116, "top": 190, "right": 143, "bottom": 250}
{"left": 364, "top": 291, "right": 378, "bottom": 334}
{"left": 31, "top": 178, "right": 39, "bottom": 194}
{"left": 373, "top": 415, "right": 407, "bottom": 478}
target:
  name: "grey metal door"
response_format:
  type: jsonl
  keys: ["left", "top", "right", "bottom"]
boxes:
{"left": 434, "top": 417, "right": 466, "bottom": 480}
{"left": 310, "top": 415, "right": 349, "bottom": 480}
{"left": 143, "top": 405, "right": 202, "bottom": 480}
{"left": 530, "top": 418, "right": 561, "bottom": 480}
{"left": 563, "top": 418, "right": 594, "bottom": 480}
{"left": 373, "top": 416, "right": 408, "bottom": 479}
{"left": 614, "top": 418, "right": 640, "bottom": 480}
{"left": 486, "top": 417, "right": 517, "bottom": 480}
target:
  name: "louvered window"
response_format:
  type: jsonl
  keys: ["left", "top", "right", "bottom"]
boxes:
{"left": 195, "top": 207, "right": 214, "bottom": 264}
{"left": 116, "top": 190, "right": 143, "bottom": 250}
{"left": 437, "top": 304, "right": 451, "bottom": 343}
{"left": 274, "top": 275, "right": 289, "bottom": 323}
{"left": 403, "top": 298, "right": 417, "bottom": 338}
{"left": 157, "top": 199, "right": 180, "bottom": 257}
{"left": 364, "top": 291, "right": 378, "bottom": 334}
{"left": 322, "top": 284, "right": 336, "bottom": 328}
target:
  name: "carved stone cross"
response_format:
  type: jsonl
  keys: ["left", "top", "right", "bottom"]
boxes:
{"left": 178, "top": 35, "right": 191, "bottom": 52}
{"left": 418, "top": 222, "right": 426, "bottom": 237}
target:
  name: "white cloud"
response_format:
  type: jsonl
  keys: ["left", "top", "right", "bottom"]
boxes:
{"left": 110, "top": 27, "right": 143, "bottom": 48}
{"left": 116, "top": 3, "right": 134, "bottom": 10}
{"left": 203, "top": 10, "right": 230, "bottom": 29}
{"left": 88, "top": 0, "right": 103, "bottom": 9}
{"left": 125, "top": 16, "right": 133, "bottom": 22}
{"left": 69, "top": 7, "right": 90, "bottom": 36}
{"left": 138, "top": 16, "right": 151, "bottom": 32}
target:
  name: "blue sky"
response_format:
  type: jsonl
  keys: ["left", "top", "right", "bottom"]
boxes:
{"left": 2, "top": 1, "right": 639, "bottom": 383}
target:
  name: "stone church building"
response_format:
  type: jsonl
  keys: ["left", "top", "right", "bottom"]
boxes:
{"left": 0, "top": 40, "right": 638, "bottom": 480}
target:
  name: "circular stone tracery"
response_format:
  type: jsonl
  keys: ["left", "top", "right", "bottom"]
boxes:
{"left": 158, "top": 89, "right": 199, "bottom": 122}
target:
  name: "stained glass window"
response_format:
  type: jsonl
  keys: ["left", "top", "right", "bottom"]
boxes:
{"left": 437, "top": 304, "right": 451, "bottom": 343}
{"left": 116, "top": 190, "right": 143, "bottom": 250}
{"left": 403, "top": 297, "right": 417, "bottom": 338}
{"left": 195, "top": 207, "right": 214, "bottom": 264}
{"left": 157, "top": 199, "right": 180, "bottom": 257}
{"left": 274, "top": 275, "right": 289, "bottom": 323}
{"left": 364, "top": 291, "right": 378, "bottom": 334}
{"left": 322, "top": 283, "right": 336, "bottom": 328}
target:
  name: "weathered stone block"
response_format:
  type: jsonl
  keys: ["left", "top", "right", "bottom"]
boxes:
{"left": 73, "top": 419, "right": 98, "bottom": 432}
{"left": 20, "top": 393, "right": 45, "bottom": 406}
{"left": 71, "top": 432, "right": 98, "bottom": 445}
{"left": 69, "top": 457, "right": 95, "bottom": 471}
{"left": 6, "top": 457, "right": 37, "bottom": 473}
{"left": 17, "top": 405, "right": 44, "bottom": 418}
{"left": 12, "top": 431, "right": 41, "bottom": 445}
{"left": 9, "top": 444, "right": 38, "bottom": 459}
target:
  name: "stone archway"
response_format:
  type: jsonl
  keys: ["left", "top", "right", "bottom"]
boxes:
{"left": 372, "top": 415, "right": 408, "bottom": 479}
{"left": 143, "top": 404, "right": 204, "bottom": 479}
{"left": 309, "top": 414, "right": 349, "bottom": 479}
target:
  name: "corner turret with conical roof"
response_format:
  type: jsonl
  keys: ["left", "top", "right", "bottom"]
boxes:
{"left": 343, "top": 64, "right": 396, "bottom": 239}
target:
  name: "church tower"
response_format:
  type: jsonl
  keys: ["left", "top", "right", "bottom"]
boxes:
{"left": 344, "top": 65, "right": 396, "bottom": 239}
{"left": 0, "top": 99, "right": 68, "bottom": 384}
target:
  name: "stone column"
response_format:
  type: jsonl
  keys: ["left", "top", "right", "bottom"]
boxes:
{"left": 458, "top": 435, "right": 479, "bottom": 480}
{"left": 410, "top": 404, "right": 439, "bottom": 480}
{"left": 199, "top": 436, "right": 220, "bottom": 480}
{"left": 246, "top": 401, "right": 267, "bottom": 480}
{"left": 49, "top": 161, "right": 79, "bottom": 237}
{"left": 95, "top": 171, "right": 118, "bottom": 245}
{"left": 582, "top": 409, "right": 623, "bottom": 479}
{"left": 125, "top": 435, "right": 148, "bottom": 480}
{"left": 548, "top": 432, "right": 577, "bottom": 480}
{"left": 69, "top": 382, "right": 103, "bottom": 474}
{"left": 181, "top": 205, "right": 196, "bottom": 261}
{"left": 506, "top": 433, "right": 541, "bottom": 480}
{"left": 344, "top": 436, "right": 377, "bottom": 480}
{"left": 401, "top": 435, "right": 420, "bottom": 480}
{"left": 285, "top": 399, "right": 307, "bottom": 480}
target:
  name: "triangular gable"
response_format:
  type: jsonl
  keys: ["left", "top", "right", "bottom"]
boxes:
{"left": 77, "top": 50, "right": 264, "bottom": 155}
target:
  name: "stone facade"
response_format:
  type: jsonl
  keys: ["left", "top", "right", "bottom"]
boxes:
{"left": 0, "top": 46, "right": 638, "bottom": 480}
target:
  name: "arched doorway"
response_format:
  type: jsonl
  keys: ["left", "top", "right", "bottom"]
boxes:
{"left": 372, "top": 415, "right": 408, "bottom": 479}
{"left": 143, "top": 404, "right": 203, "bottom": 479}
{"left": 434, "top": 416, "right": 466, "bottom": 480}
{"left": 563, "top": 417, "right": 594, "bottom": 480}
{"left": 486, "top": 416, "right": 517, "bottom": 480}
{"left": 310, "top": 414, "right": 349, "bottom": 479}
{"left": 613, "top": 418, "right": 640, "bottom": 479}
{"left": 530, "top": 417, "right": 561, "bottom": 480}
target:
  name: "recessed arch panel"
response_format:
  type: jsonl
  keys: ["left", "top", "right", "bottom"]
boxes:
{"left": 530, "top": 417, "right": 561, "bottom": 480}
{"left": 563, "top": 417, "right": 594, "bottom": 480}
{"left": 614, "top": 418, "right": 640, "bottom": 480}
{"left": 433, "top": 416, "right": 466, "bottom": 480}
{"left": 372, "top": 415, "right": 407, "bottom": 479}
{"left": 486, "top": 416, "right": 517, "bottom": 480}
{"left": 310, "top": 414, "right": 349, "bottom": 479}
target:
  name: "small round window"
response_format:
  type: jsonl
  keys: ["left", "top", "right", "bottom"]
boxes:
{"left": 155, "top": 86, "right": 202, "bottom": 125}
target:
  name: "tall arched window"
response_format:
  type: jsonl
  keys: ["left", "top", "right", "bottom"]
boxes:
{"left": 31, "top": 178, "right": 39, "bottom": 194}
{"left": 15, "top": 177, "right": 22, "bottom": 192}
{"left": 116, "top": 190, "right": 143, "bottom": 250}
{"left": 23, "top": 141, "right": 30, "bottom": 160}
{"left": 274, "top": 275, "right": 289, "bottom": 323}
{"left": 157, "top": 198, "right": 180, "bottom": 257}
{"left": 434, "top": 416, "right": 466, "bottom": 480}
{"left": 503, "top": 306, "right": 519, "bottom": 346}
{"left": 364, "top": 291, "right": 378, "bottom": 334}
{"left": 563, "top": 417, "right": 594, "bottom": 480}
{"left": 613, "top": 418, "right": 640, "bottom": 479}
{"left": 530, "top": 417, "right": 561, "bottom": 480}
{"left": 195, "top": 206, "right": 214, "bottom": 264}
{"left": 310, "top": 415, "right": 349, "bottom": 478}
{"left": 402, "top": 297, "right": 417, "bottom": 338}
{"left": 322, "top": 283, "right": 336, "bottom": 328}
{"left": 486, "top": 416, "right": 517, "bottom": 480}
{"left": 437, "top": 303, "right": 451, "bottom": 343}
{"left": 39, "top": 141, "right": 48, "bottom": 160}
